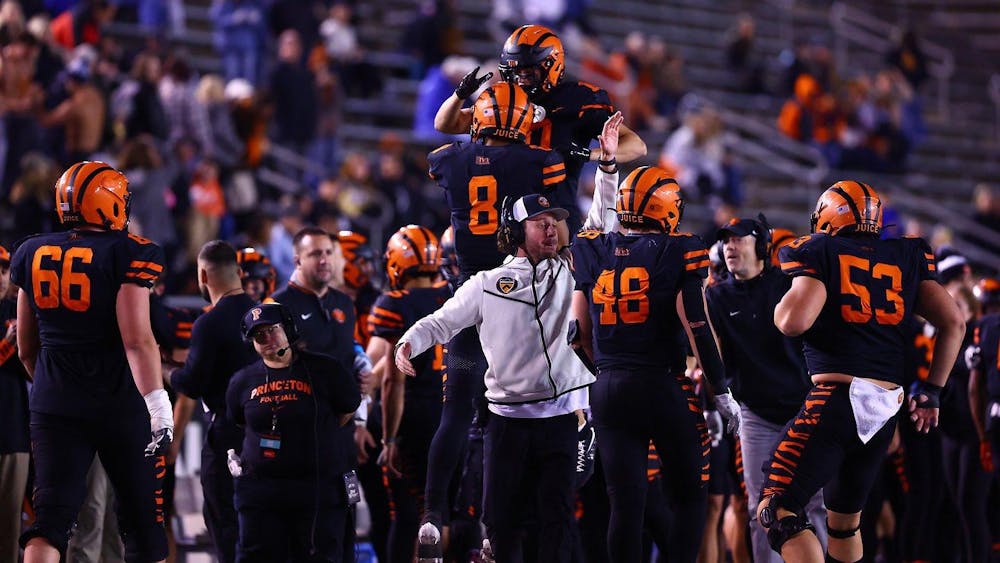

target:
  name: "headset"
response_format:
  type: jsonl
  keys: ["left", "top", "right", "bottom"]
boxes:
{"left": 240, "top": 303, "right": 300, "bottom": 356}
{"left": 753, "top": 213, "right": 772, "bottom": 262}
{"left": 496, "top": 196, "right": 524, "bottom": 255}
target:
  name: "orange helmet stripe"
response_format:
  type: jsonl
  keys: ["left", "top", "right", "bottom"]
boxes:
{"left": 57, "top": 162, "right": 87, "bottom": 213}
{"left": 74, "top": 164, "right": 115, "bottom": 207}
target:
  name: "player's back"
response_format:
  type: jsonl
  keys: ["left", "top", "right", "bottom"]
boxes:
{"left": 370, "top": 283, "right": 452, "bottom": 403}
{"left": 779, "top": 233, "right": 936, "bottom": 385}
{"left": 428, "top": 141, "right": 573, "bottom": 278}
{"left": 11, "top": 229, "right": 164, "bottom": 416}
{"left": 573, "top": 229, "right": 710, "bottom": 373}
{"left": 977, "top": 312, "right": 1000, "bottom": 399}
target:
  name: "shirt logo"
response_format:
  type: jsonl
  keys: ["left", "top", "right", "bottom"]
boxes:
{"left": 729, "top": 311, "right": 740, "bottom": 317}
{"left": 251, "top": 308, "right": 262, "bottom": 320}
{"left": 538, "top": 196, "right": 550, "bottom": 207}
{"left": 331, "top": 308, "right": 347, "bottom": 323}
{"left": 497, "top": 276, "right": 518, "bottom": 294}
{"left": 300, "top": 313, "right": 313, "bottom": 320}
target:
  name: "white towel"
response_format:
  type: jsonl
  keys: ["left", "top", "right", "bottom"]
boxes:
{"left": 848, "top": 378, "right": 904, "bottom": 444}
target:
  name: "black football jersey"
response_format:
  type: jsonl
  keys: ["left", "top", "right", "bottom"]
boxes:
{"left": 428, "top": 141, "right": 577, "bottom": 278}
{"left": 530, "top": 80, "right": 615, "bottom": 192}
{"left": 572, "top": 229, "right": 709, "bottom": 373}
{"left": 779, "top": 233, "right": 937, "bottom": 385}
{"left": 975, "top": 313, "right": 1000, "bottom": 400}
{"left": 902, "top": 317, "right": 935, "bottom": 388}
{"left": 369, "top": 283, "right": 452, "bottom": 404}
{"left": 10, "top": 230, "right": 164, "bottom": 416}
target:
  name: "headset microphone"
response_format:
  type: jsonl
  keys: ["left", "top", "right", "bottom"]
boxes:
{"left": 277, "top": 347, "right": 289, "bottom": 357}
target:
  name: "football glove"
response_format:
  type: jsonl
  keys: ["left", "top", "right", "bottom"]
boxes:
{"left": 227, "top": 449, "right": 243, "bottom": 477}
{"left": 455, "top": 66, "right": 493, "bottom": 100}
{"left": 567, "top": 141, "right": 592, "bottom": 163}
{"left": 714, "top": 391, "right": 742, "bottom": 436}
{"left": 704, "top": 410, "right": 723, "bottom": 447}
{"left": 909, "top": 380, "right": 943, "bottom": 409}
{"left": 143, "top": 389, "right": 174, "bottom": 457}
{"left": 576, "top": 419, "right": 596, "bottom": 489}
{"left": 965, "top": 344, "right": 982, "bottom": 371}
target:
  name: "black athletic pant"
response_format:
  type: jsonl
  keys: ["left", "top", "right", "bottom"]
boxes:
{"left": 899, "top": 423, "right": 944, "bottom": 561}
{"left": 423, "top": 325, "right": 487, "bottom": 523}
{"left": 386, "top": 403, "right": 439, "bottom": 563}
{"left": 482, "top": 412, "right": 578, "bottom": 563}
{"left": 202, "top": 422, "right": 240, "bottom": 563}
{"left": 942, "top": 433, "right": 993, "bottom": 563}
{"left": 591, "top": 370, "right": 710, "bottom": 563}
{"left": 20, "top": 411, "right": 167, "bottom": 562}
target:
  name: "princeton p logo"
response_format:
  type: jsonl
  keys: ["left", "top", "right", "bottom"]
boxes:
{"left": 497, "top": 276, "right": 517, "bottom": 294}
{"left": 251, "top": 308, "right": 262, "bottom": 321}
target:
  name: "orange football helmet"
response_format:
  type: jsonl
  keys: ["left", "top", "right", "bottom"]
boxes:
{"left": 616, "top": 166, "right": 683, "bottom": 233}
{"left": 769, "top": 228, "right": 797, "bottom": 267}
{"left": 810, "top": 180, "right": 883, "bottom": 236}
{"left": 975, "top": 278, "right": 1000, "bottom": 309}
{"left": 236, "top": 247, "right": 277, "bottom": 299}
{"left": 471, "top": 82, "right": 536, "bottom": 143}
{"left": 0, "top": 244, "right": 9, "bottom": 264}
{"left": 337, "top": 230, "right": 375, "bottom": 290}
{"left": 499, "top": 24, "right": 565, "bottom": 98}
{"left": 385, "top": 225, "right": 441, "bottom": 290}
{"left": 55, "top": 161, "right": 131, "bottom": 231}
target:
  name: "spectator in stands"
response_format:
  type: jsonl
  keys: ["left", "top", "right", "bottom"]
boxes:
{"left": 320, "top": 3, "right": 379, "bottom": 98}
{"left": 777, "top": 73, "right": 843, "bottom": 166}
{"left": 0, "top": 30, "right": 46, "bottom": 194}
{"left": 964, "top": 183, "right": 1000, "bottom": 261}
{"left": 648, "top": 36, "right": 687, "bottom": 130}
{"left": 660, "top": 95, "right": 743, "bottom": 208}
{"left": 725, "top": 13, "right": 765, "bottom": 94}
{"left": 160, "top": 55, "right": 215, "bottom": 159}
{"left": 39, "top": 56, "right": 106, "bottom": 165}
{"left": 871, "top": 69, "right": 913, "bottom": 171}
{"left": 837, "top": 75, "right": 882, "bottom": 171}
{"left": 49, "top": 0, "right": 115, "bottom": 49}
{"left": 310, "top": 53, "right": 341, "bottom": 172}
{"left": 112, "top": 52, "right": 169, "bottom": 143}
{"left": 25, "top": 14, "right": 64, "bottom": 87}
{"left": 0, "top": 0, "right": 25, "bottom": 38}
{"left": 269, "top": 29, "right": 318, "bottom": 157}
{"left": 186, "top": 158, "right": 226, "bottom": 261}
{"left": 118, "top": 136, "right": 178, "bottom": 255}
{"left": 211, "top": 0, "right": 267, "bottom": 86}
{"left": 268, "top": 201, "right": 303, "bottom": 285}
{"left": 413, "top": 55, "right": 478, "bottom": 142}
{"left": 196, "top": 74, "right": 244, "bottom": 170}
{"left": 268, "top": 0, "right": 320, "bottom": 62}
{"left": 402, "top": 0, "right": 462, "bottom": 79}
{"left": 5, "top": 152, "right": 58, "bottom": 242}
{"left": 886, "top": 29, "right": 928, "bottom": 91}
{"left": 226, "top": 78, "right": 268, "bottom": 168}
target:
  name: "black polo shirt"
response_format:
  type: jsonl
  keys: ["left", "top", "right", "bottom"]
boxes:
{"left": 271, "top": 282, "right": 357, "bottom": 369}
{"left": 705, "top": 266, "right": 811, "bottom": 424}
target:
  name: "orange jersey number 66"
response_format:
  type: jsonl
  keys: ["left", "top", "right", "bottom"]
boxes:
{"left": 31, "top": 245, "right": 93, "bottom": 312}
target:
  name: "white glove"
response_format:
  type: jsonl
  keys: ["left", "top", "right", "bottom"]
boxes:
{"left": 714, "top": 391, "right": 742, "bottom": 436}
{"left": 704, "top": 410, "right": 723, "bottom": 447}
{"left": 143, "top": 389, "right": 174, "bottom": 457}
{"left": 227, "top": 449, "right": 243, "bottom": 477}
{"left": 965, "top": 345, "right": 982, "bottom": 371}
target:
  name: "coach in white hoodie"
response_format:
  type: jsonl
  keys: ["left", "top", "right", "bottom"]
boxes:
{"left": 395, "top": 192, "right": 595, "bottom": 562}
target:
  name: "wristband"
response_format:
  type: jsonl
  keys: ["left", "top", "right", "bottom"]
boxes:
{"left": 911, "top": 380, "right": 943, "bottom": 408}
{"left": 382, "top": 436, "right": 397, "bottom": 445}
{"left": 598, "top": 158, "right": 617, "bottom": 166}
{"left": 143, "top": 389, "right": 173, "bottom": 432}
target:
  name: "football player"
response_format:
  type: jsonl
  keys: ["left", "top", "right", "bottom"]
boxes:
{"left": 760, "top": 181, "right": 965, "bottom": 563}
{"left": 572, "top": 165, "right": 742, "bottom": 563}
{"left": 336, "top": 230, "right": 381, "bottom": 348}
{"left": 434, "top": 24, "right": 647, "bottom": 203}
{"left": 970, "top": 278, "right": 1000, "bottom": 478}
{"left": 11, "top": 162, "right": 173, "bottom": 563}
{"left": 366, "top": 225, "right": 451, "bottom": 563}
{"left": 236, "top": 247, "right": 277, "bottom": 303}
{"left": 438, "top": 226, "right": 460, "bottom": 291}
{"left": 420, "top": 81, "right": 580, "bottom": 546}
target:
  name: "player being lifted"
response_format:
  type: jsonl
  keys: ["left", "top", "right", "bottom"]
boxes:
{"left": 759, "top": 181, "right": 965, "bottom": 563}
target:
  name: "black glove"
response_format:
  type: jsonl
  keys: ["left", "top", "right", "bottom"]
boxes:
{"left": 567, "top": 141, "right": 592, "bottom": 163}
{"left": 455, "top": 66, "right": 493, "bottom": 100}
{"left": 910, "top": 380, "right": 943, "bottom": 409}
{"left": 145, "top": 427, "right": 173, "bottom": 458}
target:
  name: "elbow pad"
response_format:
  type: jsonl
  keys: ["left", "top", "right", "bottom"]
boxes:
{"left": 681, "top": 279, "right": 728, "bottom": 395}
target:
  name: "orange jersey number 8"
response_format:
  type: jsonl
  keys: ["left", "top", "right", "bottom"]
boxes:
{"left": 468, "top": 175, "right": 498, "bottom": 235}
{"left": 593, "top": 267, "right": 650, "bottom": 325}
{"left": 31, "top": 245, "right": 94, "bottom": 312}
{"left": 838, "top": 255, "right": 903, "bottom": 325}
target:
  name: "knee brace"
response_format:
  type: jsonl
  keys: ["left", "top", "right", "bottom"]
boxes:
{"left": 759, "top": 496, "right": 815, "bottom": 553}
{"left": 826, "top": 519, "right": 861, "bottom": 539}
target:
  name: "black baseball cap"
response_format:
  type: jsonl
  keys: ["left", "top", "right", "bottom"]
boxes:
{"left": 241, "top": 303, "right": 287, "bottom": 340}
{"left": 717, "top": 218, "right": 764, "bottom": 241}
{"left": 511, "top": 193, "right": 569, "bottom": 222}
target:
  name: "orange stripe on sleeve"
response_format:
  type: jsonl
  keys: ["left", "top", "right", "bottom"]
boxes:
{"left": 0, "top": 340, "right": 14, "bottom": 364}
{"left": 542, "top": 172, "right": 567, "bottom": 186}
{"left": 372, "top": 307, "right": 403, "bottom": 321}
{"left": 543, "top": 164, "right": 565, "bottom": 175}
{"left": 126, "top": 271, "right": 159, "bottom": 280}
{"left": 685, "top": 259, "right": 711, "bottom": 271}
{"left": 684, "top": 249, "right": 709, "bottom": 259}
{"left": 130, "top": 261, "right": 164, "bottom": 272}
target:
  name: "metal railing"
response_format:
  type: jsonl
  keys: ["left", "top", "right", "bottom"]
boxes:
{"left": 718, "top": 107, "right": 830, "bottom": 187}
{"left": 829, "top": 2, "right": 955, "bottom": 119}
{"left": 887, "top": 187, "right": 1000, "bottom": 267}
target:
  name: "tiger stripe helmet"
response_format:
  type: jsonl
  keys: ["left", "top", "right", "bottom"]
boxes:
{"left": 769, "top": 228, "right": 797, "bottom": 267}
{"left": 55, "top": 161, "right": 131, "bottom": 231}
{"left": 471, "top": 82, "right": 535, "bottom": 143}
{"left": 236, "top": 247, "right": 277, "bottom": 298}
{"left": 499, "top": 24, "right": 565, "bottom": 99}
{"left": 975, "top": 278, "right": 1000, "bottom": 309}
{"left": 337, "top": 230, "right": 375, "bottom": 290}
{"left": 385, "top": 225, "right": 441, "bottom": 290}
{"left": 810, "top": 180, "right": 883, "bottom": 237}
{"left": 0, "top": 244, "right": 9, "bottom": 265}
{"left": 616, "top": 166, "right": 684, "bottom": 233}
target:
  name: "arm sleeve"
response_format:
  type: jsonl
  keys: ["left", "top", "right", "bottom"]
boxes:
{"left": 9, "top": 241, "right": 28, "bottom": 289}
{"left": 121, "top": 236, "right": 165, "bottom": 288}
{"left": 169, "top": 315, "right": 215, "bottom": 399}
{"left": 577, "top": 86, "right": 615, "bottom": 139}
{"left": 681, "top": 274, "right": 728, "bottom": 396}
{"left": 583, "top": 165, "right": 620, "bottom": 233}
{"left": 399, "top": 274, "right": 484, "bottom": 357}
{"left": 778, "top": 235, "right": 825, "bottom": 280}
{"left": 427, "top": 142, "right": 457, "bottom": 184}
